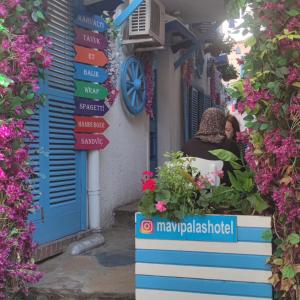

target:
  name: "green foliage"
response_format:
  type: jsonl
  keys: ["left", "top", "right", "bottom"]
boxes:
{"left": 204, "top": 36, "right": 235, "bottom": 56}
{"left": 218, "top": 64, "right": 238, "bottom": 82}
{"left": 139, "top": 150, "right": 269, "bottom": 220}
{"left": 209, "top": 149, "right": 269, "bottom": 214}
{"left": 226, "top": 0, "right": 300, "bottom": 298}
{"left": 139, "top": 152, "right": 208, "bottom": 220}
{"left": 262, "top": 229, "right": 273, "bottom": 241}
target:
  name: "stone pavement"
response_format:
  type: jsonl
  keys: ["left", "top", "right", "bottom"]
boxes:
{"left": 29, "top": 224, "right": 135, "bottom": 299}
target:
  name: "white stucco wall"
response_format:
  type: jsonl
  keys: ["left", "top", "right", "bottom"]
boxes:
{"left": 97, "top": 96, "right": 149, "bottom": 228}
{"left": 156, "top": 50, "right": 183, "bottom": 166}
{"left": 96, "top": 48, "right": 183, "bottom": 228}
{"left": 192, "top": 52, "right": 211, "bottom": 96}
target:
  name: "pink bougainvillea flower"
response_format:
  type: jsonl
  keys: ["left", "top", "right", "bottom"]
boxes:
{"left": 212, "top": 170, "right": 224, "bottom": 178}
{"left": 285, "top": 67, "right": 299, "bottom": 85}
{"left": 155, "top": 201, "right": 167, "bottom": 213}
{"left": 0, "top": 4, "right": 8, "bottom": 18}
{"left": 7, "top": 0, "right": 21, "bottom": 8}
{"left": 1, "top": 39, "right": 10, "bottom": 50}
{"left": 196, "top": 179, "right": 206, "bottom": 189}
{"left": 0, "top": 167, "right": 7, "bottom": 180}
{"left": 142, "top": 179, "right": 157, "bottom": 192}
{"left": 237, "top": 102, "right": 245, "bottom": 114}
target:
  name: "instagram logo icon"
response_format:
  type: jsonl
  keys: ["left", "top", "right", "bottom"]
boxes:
{"left": 140, "top": 220, "right": 154, "bottom": 234}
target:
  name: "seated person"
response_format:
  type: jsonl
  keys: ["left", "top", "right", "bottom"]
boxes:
{"left": 182, "top": 108, "right": 240, "bottom": 186}
{"left": 225, "top": 114, "right": 247, "bottom": 161}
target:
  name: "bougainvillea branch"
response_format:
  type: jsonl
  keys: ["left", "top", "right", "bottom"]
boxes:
{"left": 102, "top": 13, "right": 120, "bottom": 107}
{"left": 142, "top": 53, "right": 154, "bottom": 118}
{"left": 0, "top": 0, "right": 51, "bottom": 298}
{"left": 226, "top": 0, "right": 300, "bottom": 298}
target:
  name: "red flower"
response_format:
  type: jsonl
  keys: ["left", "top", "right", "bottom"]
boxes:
{"left": 142, "top": 179, "right": 156, "bottom": 192}
{"left": 143, "top": 171, "right": 154, "bottom": 177}
{"left": 237, "top": 58, "right": 244, "bottom": 65}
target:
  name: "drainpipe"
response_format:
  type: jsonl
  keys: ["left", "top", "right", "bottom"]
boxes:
{"left": 88, "top": 150, "right": 101, "bottom": 230}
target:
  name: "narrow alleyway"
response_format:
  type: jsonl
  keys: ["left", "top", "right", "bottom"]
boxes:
{"left": 29, "top": 203, "right": 137, "bottom": 300}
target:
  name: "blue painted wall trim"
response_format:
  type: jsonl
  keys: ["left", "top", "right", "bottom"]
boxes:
{"left": 136, "top": 275, "right": 272, "bottom": 298}
{"left": 136, "top": 249, "right": 271, "bottom": 270}
{"left": 114, "top": 0, "right": 144, "bottom": 27}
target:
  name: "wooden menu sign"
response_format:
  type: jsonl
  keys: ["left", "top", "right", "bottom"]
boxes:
{"left": 75, "top": 14, "right": 108, "bottom": 32}
{"left": 75, "top": 27, "right": 108, "bottom": 50}
{"left": 74, "top": 80, "right": 108, "bottom": 100}
{"left": 75, "top": 133, "right": 109, "bottom": 150}
{"left": 74, "top": 45, "right": 108, "bottom": 67}
{"left": 75, "top": 98, "right": 109, "bottom": 116}
{"left": 74, "top": 116, "right": 109, "bottom": 133}
{"left": 74, "top": 63, "right": 108, "bottom": 83}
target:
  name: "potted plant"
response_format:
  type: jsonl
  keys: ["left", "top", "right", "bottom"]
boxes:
{"left": 136, "top": 151, "right": 273, "bottom": 300}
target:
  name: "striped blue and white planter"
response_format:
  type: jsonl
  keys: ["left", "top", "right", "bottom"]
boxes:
{"left": 135, "top": 213, "right": 272, "bottom": 300}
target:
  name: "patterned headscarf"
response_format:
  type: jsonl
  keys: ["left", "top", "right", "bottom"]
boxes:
{"left": 196, "top": 108, "right": 226, "bottom": 144}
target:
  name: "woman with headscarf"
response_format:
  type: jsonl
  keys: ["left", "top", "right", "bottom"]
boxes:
{"left": 182, "top": 108, "right": 240, "bottom": 186}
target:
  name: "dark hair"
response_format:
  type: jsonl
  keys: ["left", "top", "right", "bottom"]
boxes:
{"left": 226, "top": 114, "right": 240, "bottom": 140}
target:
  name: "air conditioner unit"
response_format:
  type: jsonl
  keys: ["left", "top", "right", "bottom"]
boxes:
{"left": 127, "top": 0, "right": 165, "bottom": 46}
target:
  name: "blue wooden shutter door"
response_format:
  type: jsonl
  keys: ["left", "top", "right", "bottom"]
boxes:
{"left": 203, "top": 95, "right": 212, "bottom": 111}
{"left": 190, "top": 87, "right": 199, "bottom": 138}
{"left": 183, "top": 81, "right": 190, "bottom": 143}
{"left": 198, "top": 89, "right": 204, "bottom": 122}
{"left": 30, "top": 0, "right": 87, "bottom": 244}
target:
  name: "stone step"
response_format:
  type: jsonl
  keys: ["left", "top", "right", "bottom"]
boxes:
{"left": 113, "top": 200, "right": 139, "bottom": 228}
{"left": 28, "top": 289, "right": 135, "bottom": 300}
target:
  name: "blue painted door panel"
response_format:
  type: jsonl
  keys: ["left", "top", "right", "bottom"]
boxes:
{"left": 28, "top": 0, "right": 87, "bottom": 245}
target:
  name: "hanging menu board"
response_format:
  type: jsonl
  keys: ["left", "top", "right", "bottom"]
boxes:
{"left": 74, "top": 14, "right": 110, "bottom": 151}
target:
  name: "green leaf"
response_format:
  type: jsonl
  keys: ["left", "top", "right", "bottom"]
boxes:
{"left": 275, "top": 67, "right": 289, "bottom": 78}
{"left": 16, "top": 6, "right": 26, "bottom": 14}
{"left": 245, "top": 121, "right": 255, "bottom": 128}
{"left": 209, "top": 149, "right": 239, "bottom": 162}
{"left": 274, "top": 238, "right": 283, "bottom": 246}
{"left": 34, "top": 0, "right": 43, "bottom": 6}
{"left": 243, "top": 114, "right": 254, "bottom": 121}
{"left": 282, "top": 265, "right": 296, "bottom": 279}
{"left": 10, "top": 97, "right": 22, "bottom": 108}
{"left": 260, "top": 123, "right": 269, "bottom": 131}
{"left": 267, "top": 82, "right": 275, "bottom": 90}
{"left": 287, "top": 9, "right": 300, "bottom": 16}
{"left": 277, "top": 57, "right": 287, "bottom": 66}
{"left": 247, "top": 194, "right": 269, "bottom": 213}
{"left": 292, "top": 81, "right": 300, "bottom": 88}
{"left": 0, "top": 73, "right": 14, "bottom": 87}
{"left": 25, "top": 108, "right": 34, "bottom": 115}
{"left": 27, "top": 93, "right": 35, "bottom": 100}
{"left": 228, "top": 172, "right": 244, "bottom": 191}
{"left": 245, "top": 36, "right": 256, "bottom": 47}
{"left": 261, "top": 229, "right": 273, "bottom": 241}
{"left": 31, "top": 11, "right": 38, "bottom": 22}
{"left": 233, "top": 170, "right": 254, "bottom": 192}
{"left": 287, "top": 233, "right": 300, "bottom": 245}
{"left": 36, "top": 10, "right": 45, "bottom": 20}
{"left": 9, "top": 228, "right": 19, "bottom": 237}
{"left": 273, "top": 258, "right": 283, "bottom": 266}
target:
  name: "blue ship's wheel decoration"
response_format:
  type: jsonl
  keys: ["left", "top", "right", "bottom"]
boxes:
{"left": 121, "top": 56, "right": 147, "bottom": 115}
